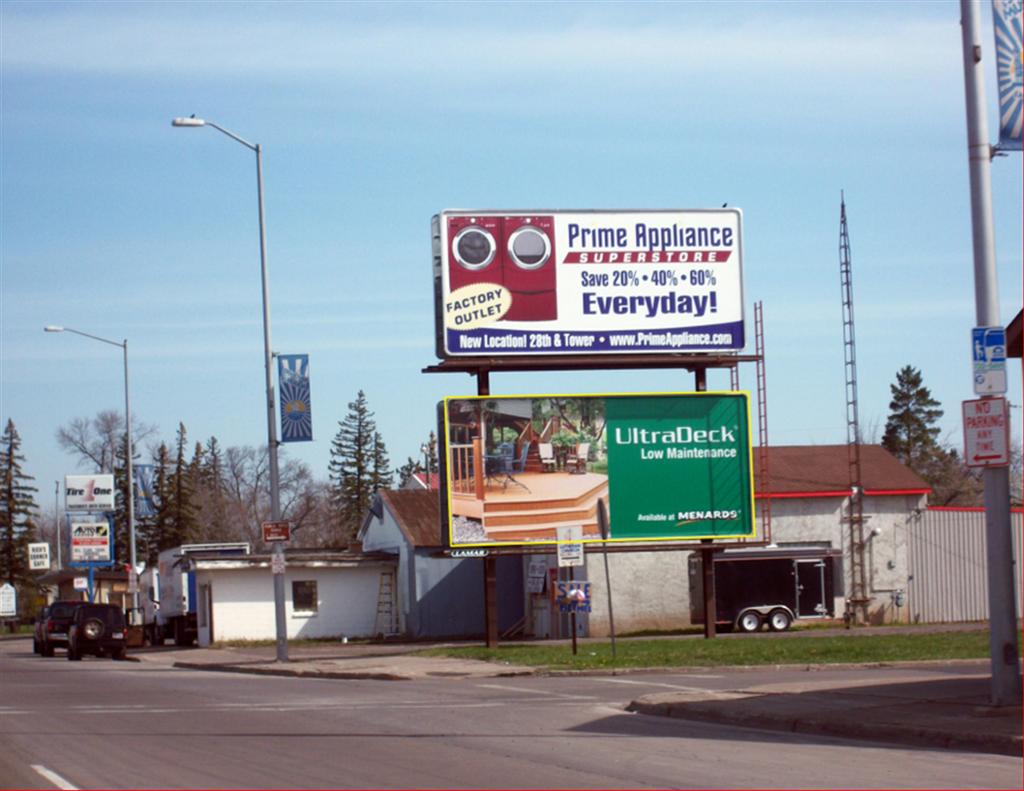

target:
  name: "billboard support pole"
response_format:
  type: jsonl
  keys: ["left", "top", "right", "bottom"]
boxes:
{"left": 693, "top": 365, "right": 718, "bottom": 639}
{"left": 476, "top": 368, "right": 500, "bottom": 649}
{"left": 597, "top": 501, "right": 617, "bottom": 660}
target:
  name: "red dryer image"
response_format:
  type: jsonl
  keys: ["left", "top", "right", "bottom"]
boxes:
{"left": 447, "top": 214, "right": 557, "bottom": 322}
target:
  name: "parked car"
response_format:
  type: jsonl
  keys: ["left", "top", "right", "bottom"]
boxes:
{"left": 32, "top": 606, "right": 50, "bottom": 654}
{"left": 67, "top": 604, "right": 128, "bottom": 661}
{"left": 38, "top": 600, "right": 86, "bottom": 656}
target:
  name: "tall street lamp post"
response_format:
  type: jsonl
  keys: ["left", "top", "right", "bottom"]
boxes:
{"left": 44, "top": 325, "right": 137, "bottom": 619}
{"left": 172, "top": 116, "right": 288, "bottom": 662}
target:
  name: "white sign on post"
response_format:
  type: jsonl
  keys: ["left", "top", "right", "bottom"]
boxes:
{"left": 28, "top": 542, "right": 51, "bottom": 571}
{"left": 556, "top": 526, "right": 584, "bottom": 568}
{"left": 963, "top": 397, "right": 1010, "bottom": 468}
{"left": 0, "top": 583, "right": 16, "bottom": 618}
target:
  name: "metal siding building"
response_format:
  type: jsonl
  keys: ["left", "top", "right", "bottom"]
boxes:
{"left": 906, "top": 508, "right": 1023, "bottom": 623}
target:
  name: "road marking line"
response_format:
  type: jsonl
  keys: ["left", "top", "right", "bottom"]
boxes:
{"left": 475, "top": 683, "right": 596, "bottom": 700}
{"left": 31, "top": 765, "right": 77, "bottom": 790}
{"left": 596, "top": 678, "right": 719, "bottom": 693}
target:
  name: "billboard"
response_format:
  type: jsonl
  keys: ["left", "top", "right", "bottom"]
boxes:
{"left": 433, "top": 210, "right": 744, "bottom": 358}
{"left": 440, "top": 392, "right": 754, "bottom": 548}
{"left": 65, "top": 474, "right": 115, "bottom": 512}
{"left": 69, "top": 517, "right": 112, "bottom": 564}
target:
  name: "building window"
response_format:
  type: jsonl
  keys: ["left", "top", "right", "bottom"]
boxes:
{"left": 292, "top": 580, "right": 318, "bottom": 613}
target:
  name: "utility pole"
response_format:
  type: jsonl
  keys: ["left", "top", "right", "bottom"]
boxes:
{"left": 959, "top": 0, "right": 1021, "bottom": 707}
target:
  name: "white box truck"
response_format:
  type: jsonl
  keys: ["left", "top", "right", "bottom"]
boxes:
{"left": 142, "top": 542, "right": 250, "bottom": 646}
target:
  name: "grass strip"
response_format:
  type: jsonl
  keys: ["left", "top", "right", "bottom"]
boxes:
{"left": 416, "top": 630, "right": 989, "bottom": 671}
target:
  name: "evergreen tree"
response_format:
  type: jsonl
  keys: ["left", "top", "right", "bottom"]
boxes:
{"left": 0, "top": 420, "right": 39, "bottom": 610}
{"left": 371, "top": 431, "right": 392, "bottom": 491}
{"left": 197, "top": 436, "right": 230, "bottom": 540}
{"left": 397, "top": 457, "right": 423, "bottom": 487}
{"left": 881, "top": 366, "right": 980, "bottom": 506}
{"left": 148, "top": 443, "right": 175, "bottom": 558}
{"left": 166, "top": 423, "right": 198, "bottom": 546}
{"left": 328, "top": 391, "right": 379, "bottom": 541}
{"left": 882, "top": 366, "right": 943, "bottom": 469}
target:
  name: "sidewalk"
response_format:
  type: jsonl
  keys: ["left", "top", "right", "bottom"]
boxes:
{"left": 133, "top": 641, "right": 1023, "bottom": 757}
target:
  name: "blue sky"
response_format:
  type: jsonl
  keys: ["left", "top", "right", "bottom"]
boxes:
{"left": 2, "top": 0, "right": 1020, "bottom": 511}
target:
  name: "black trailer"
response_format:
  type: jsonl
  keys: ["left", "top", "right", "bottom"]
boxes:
{"left": 689, "top": 546, "right": 844, "bottom": 632}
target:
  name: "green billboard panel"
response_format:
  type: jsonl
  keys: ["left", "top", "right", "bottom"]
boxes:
{"left": 441, "top": 392, "right": 754, "bottom": 548}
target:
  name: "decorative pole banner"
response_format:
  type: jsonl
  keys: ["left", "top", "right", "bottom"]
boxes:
{"left": 134, "top": 464, "right": 156, "bottom": 518}
{"left": 278, "top": 354, "right": 312, "bottom": 442}
{"left": 993, "top": 0, "right": 1023, "bottom": 150}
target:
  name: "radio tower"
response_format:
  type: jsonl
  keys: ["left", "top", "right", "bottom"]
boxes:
{"left": 839, "top": 193, "right": 869, "bottom": 624}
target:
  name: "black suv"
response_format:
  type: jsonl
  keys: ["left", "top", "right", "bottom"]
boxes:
{"left": 67, "top": 604, "right": 128, "bottom": 661}
{"left": 38, "top": 600, "right": 86, "bottom": 657}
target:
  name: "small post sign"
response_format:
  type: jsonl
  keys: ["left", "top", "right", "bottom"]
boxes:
{"left": 963, "top": 397, "right": 1010, "bottom": 467}
{"left": 0, "top": 583, "right": 16, "bottom": 618}
{"left": 556, "top": 526, "right": 584, "bottom": 567}
{"left": 972, "top": 326, "right": 1007, "bottom": 395}
{"left": 554, "top": 580, "right": 593, "bottom": 614}
{"left": 28, "top": 542, "right": 51, "bottom": 571}
{"left": 262, "top": 521, "right": 292, "bottom": 543}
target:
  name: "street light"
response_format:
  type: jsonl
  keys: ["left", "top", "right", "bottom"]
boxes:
{"left": 44, "top": 325, "right": 136, "bottom": 617}
{"left": 172, "top": 116, "right": 287, "bottom": 662}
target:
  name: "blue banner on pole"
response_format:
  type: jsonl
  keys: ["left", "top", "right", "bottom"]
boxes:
{"left": 278, "top": 354, "right": 313, "bottom": 442}
{"left": 134, "top": 464, "right": 156, "bottom": 517}
{"left": 994, "top": 0, "right": 1023, "bottom": 150}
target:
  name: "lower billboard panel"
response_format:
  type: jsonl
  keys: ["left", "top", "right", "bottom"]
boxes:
{"left": 441, "top": 392, "right": 755, "bottom": 548}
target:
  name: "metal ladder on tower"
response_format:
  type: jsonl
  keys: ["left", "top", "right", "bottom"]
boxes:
{"left": 839, "top": 194, "right": 870, "bottom": 625}
{"left": 374, "top": 570, "right": 399, "bottom": 639}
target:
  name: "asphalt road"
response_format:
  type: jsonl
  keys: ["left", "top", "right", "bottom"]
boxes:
{"left": 2, "top": 639, "right": 1020, "bottom": 790}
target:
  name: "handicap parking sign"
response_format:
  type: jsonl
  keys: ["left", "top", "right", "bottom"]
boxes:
{"left": 972, "top": 326, "right": 1007, "bottom": 394}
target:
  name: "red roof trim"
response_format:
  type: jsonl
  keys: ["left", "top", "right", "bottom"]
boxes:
{"left": 863, "top": 488, "right": 931, "bottom": 497}
{"left": 756, "top": 490, "right": 851, "bottom": 500}
{"left": 755, "top": 488, "right": 931, "bottom": 500}
{"left": 929, "top": 506, "right": 1024, "bottom": 514}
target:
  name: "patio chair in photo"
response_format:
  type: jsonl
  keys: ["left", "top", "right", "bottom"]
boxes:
{"left": 496, "top": 445, "right": 531, "bottom": 492}
{"left": 566, "top": 442, "right": 590, "bottom": 474}
{"left": 538, "top": 442, "right": 557, "bottom": 472}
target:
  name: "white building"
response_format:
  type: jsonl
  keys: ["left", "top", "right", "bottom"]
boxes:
{"left": 187, "top": 549, "right": 396, "bottom": 646}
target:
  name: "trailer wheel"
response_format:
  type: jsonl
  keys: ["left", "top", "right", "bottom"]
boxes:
{"left": 737, "top": 610, "right": 763, "bottom": 633}
{"left": 767, "top": 609, "right": 793, "bottom": 632}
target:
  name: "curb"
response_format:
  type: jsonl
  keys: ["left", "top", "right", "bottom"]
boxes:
{"left": 626, "top": 699, "right": 1023, "bottom": 757}
{"left": 172, "top": 661, "right": 411, "bottom": 681}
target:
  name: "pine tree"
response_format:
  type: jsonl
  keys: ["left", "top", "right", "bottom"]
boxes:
{"left": 150, "top": 443, "right": 174, "bottom": 557}
{"left": 111, "top": 423, "right": 136, "bottom": 566}
{"left": 166, "top": 423, "right": 198, "bottom": 547}
{"left": 198, "top": 436, "right": 230, "bottom": 540}
{"left": 397, "top": 457, "right": 423, "bottom": 487}
{"left": 371, "top": 431, "right": 392, "bottom": 491}
{"left": 882, "top": 366, "right": 943, "bottom": 470}
{"left": 881, "top": 366, "right": 980, "bottom": 505}
{"left": 328, "top": 391, "right": 379, "bottom": 541}
{"left": 0, "top": 420, "right": 39, "bottom": 611}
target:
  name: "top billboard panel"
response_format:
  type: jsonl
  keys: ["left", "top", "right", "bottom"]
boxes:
{"left": 433, "top": 209, "right": 745, "bottom": 358}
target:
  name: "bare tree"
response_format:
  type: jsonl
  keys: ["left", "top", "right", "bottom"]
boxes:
{"left": 56, "top": 410, "right": 156, "bottom": 472}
